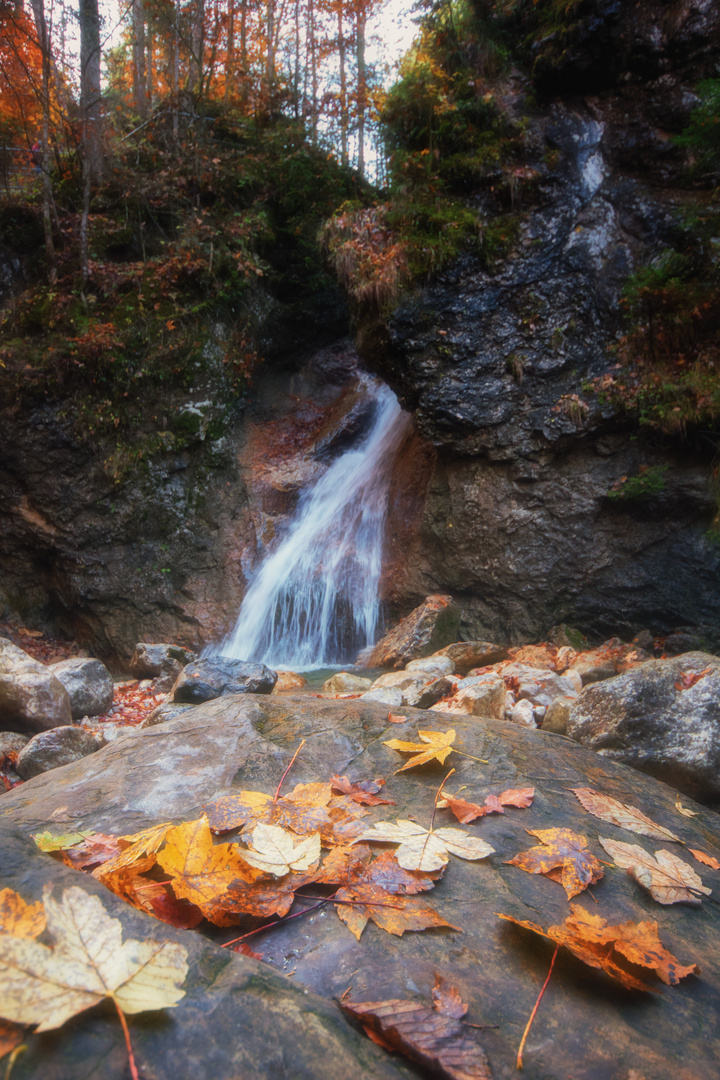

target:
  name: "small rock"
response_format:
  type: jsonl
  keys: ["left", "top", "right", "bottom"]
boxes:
{"left": 130, "top": 642, "right": 196, "bottom": 680}
{"left": 507, "top": 644, "right": 557, "bottom": 669}
{"left": 549, "top": 624, "right": 587, "bottom": 650}
{"left": 371, "top": 671, "right": 432, "bottom": 693}
{"left": 363, "top": 595, "right": 461, "bottom": 669}
{"left": 0, "top": 638, "right": 72, "bottom": 733}
{"left": 555, "top": 646, "right": 578, "bottom": 672}
{"left": 406, "top": 655, "right": 455, "bottom": 676}
{"left": 509, "top": 699, "right": 536, "bottom": 727}
{"left": 172, "top": 658, "right": 278, "bottom": 703}
{"left": 15, "top": 725, "right": 100, "bottom": 779}
{"left": 360, "top": 686, "right": 404, "bottom": 707}
{"left": 435, "top": 641, "right": 509, "bottom": 675}
{"left": 632, "top": 630, "right": 655, "bottom": 652}
{"left": 431, "top": 674, "right": 506, "bottom": 719}
{"left": 542, "top": 696, "right": 574, "bottom": 735}
{"left": 0, "top": 731, "right": 29, "bottom": 755}
{"left": 664, "top": 631, "right": 706, "bottom": 656}
{"left": 273, "top": 671, "right": 308, "bottom": 692}
{"left": 404, "top": 677, "right": 455, "bottom": 709}
{"left": 140, "top": 701, "right": 196, "bottom": 729}
{"left": 49, "top": 658, "right": 114, "bottom": 719}
{"left": 323, "top": 672, "right": 373, "bottom": 693}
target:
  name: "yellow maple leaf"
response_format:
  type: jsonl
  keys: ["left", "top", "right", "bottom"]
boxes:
{"left": 383, "top": 729, "right": 457, "bottom": 773}
{"left": 240, "top": 823, "right": 322, "bottom": 876}
{"left": 0, "top": 888, "right": 46, "bottom": 939}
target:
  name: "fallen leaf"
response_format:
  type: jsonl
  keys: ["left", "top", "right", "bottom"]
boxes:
{"left": 506, "top": 828, "right": 604, "bottom": 900}
{"left": 0, "top": 888, "right": 46, "bottom": 939}
{"left": 355, "top": 819, "right": 495, "bottom": 872}
{"left": 59, "top": 833, "right": 127, "bottom": 871}
{"left": 240, "top": 823, "right": 322, "bottom": 876}
{"left": 498, "top": 904, "right": 698, "bottom": 991}
{"left": 0, "top": 885, "right": 188, "bottom": 1030}
{"left": 675, "top": 794, "right": 697, "bottom": 818}
{"left": 674, "top": 667, "right": 711, "bottom": 690}
{"left": 336, "top": 883, "right": 458, "bottom": 940}
{"left": 598, "top": 837, "right": 711, "bottom": 905}
{"left": 204, "top": 870, "right": 317, "bottom": 921}
{"left": 440, "top": 787, "right": 535, "bottom": 824}
{"left": 32, "top": 828, "right": 96, "bottom": 852}
{"left": 331, "top": 774, "right": 396, "bottom": 806}
{"left": 572, "top": 787, "right": 681, "bottom": 842}
{"left": 689, "top": 848, "right": 720, "bottom": 870}
{"left": 431, "top": 973, "right": 468, "bottom": 1020}
{"left": 384, "top": 729, "right": 457, "bottom": 773}
{"left": 387, "top": 712, "right": 407, "bottom": 724}
{"left": 341, "top": 993, "right": 492, "bottom": 1079}
{"left": 235, "top": 943, "right": 264, "bottom": 961}
{"left": 204, "top": 790, "right": 274, "bottom": 833}
{"left": 157, "top": 815, "right": 261, "bottom": 922}
{"left": 0, "top": 1018, "right": 24, "bottom": 1061}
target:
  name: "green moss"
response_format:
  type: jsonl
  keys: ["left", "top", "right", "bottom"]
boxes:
{"left": 607, "top": 466, "right": 668, "bottom": 502}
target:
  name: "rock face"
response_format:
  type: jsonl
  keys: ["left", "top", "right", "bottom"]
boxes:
{"left": 15, "top": 724, "right": 99, "bottom": 778}
{"left": 171, "top": 657, "right": 278, "bottom": 703}
{"left": 0, "top": 638, "right": 72, "bottom": 733}
{"left": 129, "top": 643, "right": 196, "bottom": 686}
{"left": 568, "top": 652, "right": 720, "bottom": 803}
{"left": 364, "top": 594, "right": 461, "bottom": 668}
{"left": 48, "top": 657, "right": 114, "bottom": 718}
{"left": 2, "top": 693, "right": 719, "bottom": 1079}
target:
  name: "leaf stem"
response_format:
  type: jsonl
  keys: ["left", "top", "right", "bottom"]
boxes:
{"left": 113, "top": 998, "right": 139, "bottom": 1080}
{"left": 453, "top": 750, "right": 489, "bottom": 764}
{"left": 274, "top": 739, "right": 306, "bottom": 803}
{"left": 516, "top": 943, "right": 559, "bottom": 1071}
{"left": 431, "top": 768, "right": 456, "bottom": 832}
{"left": 221, "top": 898, "right": 327, "bottom": 947}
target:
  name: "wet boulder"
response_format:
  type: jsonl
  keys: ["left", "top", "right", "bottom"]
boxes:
{"left": 567, "top": 652, "right": 720, "bottom": 802}
{"left": 363, "top": 595, "right": 461, "bottom": 668}
{"left": 15, "top": 725, "right": 100, "bottom": 779}
{"left": 434, "top": 641, "right": 509, "bottom": 675}
{"left": 171, "top": 658, "right": 277, "bottom": 703}
{"left": 430, "top": 673, "right": 507, "bottom": 718}
{"left": 0, "top": 638, "right": 72, "bottom": 733}
{"left": 130, "top": 642, "right": 197, "bottom": 691}
{"left": 323, "top": 671, "right": 373, "bottom": 693}
{"left": 49, "top": 657, "right": 114, "bottom": 718}
{"left": 273, "top": 670, "right": 308, "bottom": 692}
{"left": 405, "top": 654, "right": 455, "bottom": 676}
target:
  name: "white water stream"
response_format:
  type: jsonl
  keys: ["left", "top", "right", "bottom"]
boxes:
{"left": 215, "top": 377, "right": 408, "bottom": 669}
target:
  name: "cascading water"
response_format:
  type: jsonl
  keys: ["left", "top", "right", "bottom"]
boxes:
{"left": 214, "top": 377, "right": 408, "bottom": 669}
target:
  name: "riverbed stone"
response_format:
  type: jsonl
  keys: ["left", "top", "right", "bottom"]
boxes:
{"left": 403, "top": 676, "right": 455, "bottom": 709}
{"left": 567, "top": 651, "right": 720, "bottom": 802}
{"left": 171, "top": 658, "right": 277, "bottom": 703}
{"left": 434, "top": 641, "right": 509, "bottom": 675}
{"left": 431, "top": 673, "right": 507, "bottom": 718}
{"left": 542, "top": 695, "right": 574, "bottom": 735}
{"left": 130, "top": 642, "right": 197, "bottom": 678}
{"left": 359, "top": 685, "right": 403, "bottom": 707}
{"left": 0, "top": 731, "right": 29, "bottom": 756}
{"left": 405, "top": 654, "right": 455, "bottom": 676}
{"left": 2, "top": 693, "right": 719, "bottom": 1080}
{"left": 48, "top": 657, "right": 114, "bottom": 718}
{"left": 0, "top": 637, "right": 72, "bottom": 733}
{"left": 363, "top": 594, "right": 461, "bottom": 668}
{"left": 273, "top": 670, "right": 308, "bottom": 692}
{"left": 323, "top": 671, "right": 373, "bottom": 693}
{"left": 15, "top": 724, "right": 100, "bottom": 779}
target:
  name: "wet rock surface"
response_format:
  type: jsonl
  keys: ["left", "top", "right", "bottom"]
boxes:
{"left": 365, "top": 595, "right": 461, "bottom": 668}
{"left": 0, "top": 638, "right": 72, "bottom": 733}
{"left": 48, "top": 657, "right": 114, "bottom": 719}
{"left": 15, "top": 724, "right": 100, "bottom": 779}
{"left": 568, "top": 652, "right": 720, "bottom": 803}
{"left": 171, "top": 658, "right": 278, "bottom": 703}
{"left": 1, "top": 694, "right": 719, "bottom": 1079}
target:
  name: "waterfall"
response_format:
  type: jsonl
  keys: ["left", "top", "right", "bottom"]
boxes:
{"left": 215, "top": 377, "right": 407, "bottom": 669}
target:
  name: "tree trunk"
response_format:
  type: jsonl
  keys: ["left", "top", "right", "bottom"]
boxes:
{"left": 338, "top": 1, "right": 347, "bottom": 167}
{"left": 172, "top": 0, "right": 180, "bottom": 143}
{"left": 189, "top": 0, "right": 205, "bottom": 99}
{"left": 79, "top": 0, "right": 102, "bottom": 179}
{"left": 28, "top": 0, "right": 57, "bottom": 283}
{"left": 356, "top": 1, "right": 366, "bottom": 179}
{"left": 266, "top": 0, "right": 275, "bottom": 112}
{"left": 225, "top": 0, "right": 235, "bottom": 104}
{"left": 132, "top": 0, "right": 147, "bottom": 119}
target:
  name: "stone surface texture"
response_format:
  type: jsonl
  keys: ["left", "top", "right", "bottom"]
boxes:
{"left": 364, "top": 594, "right": 461, "bottom": 668}
{"left": 48, "top": 657, "right": 114, "bottom": 718}
{"left": 1, "top": 693, "right": 719, "bottom": 1079}
{"left": 171, "top": 658, "right": 278, "bottom": 703}
{"left": 15, "top": 724, "right": 99, "bottom": 778}
{"left": 0, "top": 637, "right": 72, "bottom": 733}
{"left": 568, "top": 651, "right": 720, "bottom": 803}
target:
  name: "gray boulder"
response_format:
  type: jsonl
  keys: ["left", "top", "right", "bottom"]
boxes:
{"left": 172, "top": 658, "right": 277, "bottom": 703}
{"left": 0, "top": 637, "right": 72, "bottom": 733}
{"left": 567, "top": 652, "right": 720, "bottom": 802}
{"left": 0, "top": 731, "right": 29, "bottom": 755}
{"left": 49, "top": 657, "right": 114, "bottom": 718}
{"left": 15, "top": 725, "right": 100, "bottom": 779}
{"left": 130, "top": 642, "right": 197, "bottom": 692}
{"left": 363, "top": 595, "right": 461, "bottom": 668}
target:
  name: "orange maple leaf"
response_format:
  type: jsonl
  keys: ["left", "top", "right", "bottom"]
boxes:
{"left": 440, "top": 786, "right": 534, "bottom": 823}
{"left": 506, "top": 828, "right": 604, "bottom": 899}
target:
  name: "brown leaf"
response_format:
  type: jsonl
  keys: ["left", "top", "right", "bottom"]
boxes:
{"left": 387, "top": 712, "right": 407, "bottom": 724}
{"left": 204, "top": 790, "right": 273, "bottom": 833}
{"left": 572, "top": 787, "right": 681, "bottom": 842}
{"left": 431, "top": 974, "right": 468, "bottom": 1020}
{"left": 674, "top": 794, "right": 697, "bottom": 818}
{"left": 689, "top": 848, "right": 720, "bottom": 870}
{"left": 341, "top": 996, "right": 492, "bottom": 1079}
{"left": 498, "top": 904, "right": 698, "bottom": 991}
{"left": 599, "top": 837, "right": 711, "bottom": 905}
{"left": 59, "top": 833, "right": 126, "bottom": 871}
{"left": 0, "top": 1018, "right": 24, "bottom": 1062}
{"left": 330, "top": 774, "right": 396, "bottom": 806}
{"left": 204, "top": 870, "right": 318, "bottom": 921}
{"left": 505, "top": 828, "right": 604, "bottom": 899}
{"left": 129, "top": 883, "right": 204, "bottom": 929}
{"left": 384, "top": 729, "right": 456, "bottom": 773}
{"left": 336, "top": 883, "right": 458, "bottom": 941}
{"left": 440, "top": 787, "right": 534, "bottom": 824}
{"left": 674, "top": 667, "right": 711, "bottom": 691}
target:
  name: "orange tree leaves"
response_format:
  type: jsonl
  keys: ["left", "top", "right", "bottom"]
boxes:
{"left": 572, "top": 787, "right": 680, "bottom": 843}
{"left": 499, "top": 904, "right": 698, "bottom": 991}
{"left": 505, "top": 829, "right": 604, "bottom": 899}
{"left": 598, "top": 838, "right": 711, "bottom": 906}
{"left": 341, "top": 980, "right": 492, "bottom": 1080}
{"left": 204, "top": 781, "right": 368, "bottom": 846}
{"left": 439, "top": 787, "right": 534, "bottom": 824}
{"left": 690, "top": 848, "right": 720, "bottom": 870}
{"left": 330, "top": 774, "right": 396, "bottom": 806}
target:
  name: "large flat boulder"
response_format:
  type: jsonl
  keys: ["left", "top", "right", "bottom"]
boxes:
{"left": 568, "top": 652, "right": 720, "bottom": 802}
{"left": 2, "top": 694, "right": 719, "bottom": 1079}
{"left": 0, "top": 637, "right": 72, "bottom": 733}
